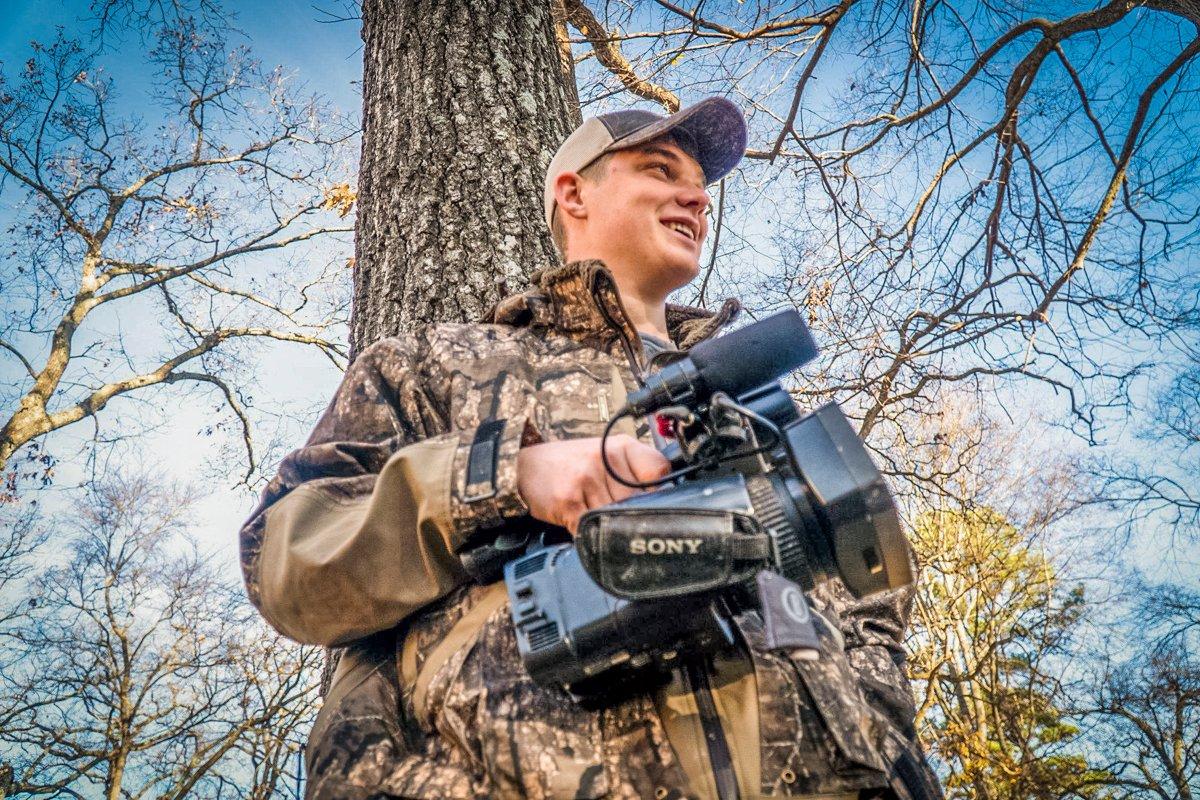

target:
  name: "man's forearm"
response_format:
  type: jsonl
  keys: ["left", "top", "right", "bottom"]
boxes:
{"left": 245, "top": 414, "right": 532, "bottom": 646}
{"left": 255, "top": 435, "right": 467, "bottom": 645}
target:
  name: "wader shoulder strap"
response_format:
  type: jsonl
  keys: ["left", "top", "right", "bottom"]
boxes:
{"left": 400, "top": 582, "right": 510, "bottom": 723}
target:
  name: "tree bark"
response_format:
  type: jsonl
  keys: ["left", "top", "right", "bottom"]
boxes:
{"left": 323, "top": 0, "right": 580, "bottom": 695}
{"left": 352, "top": 0, "right": 580, "bottom": 356}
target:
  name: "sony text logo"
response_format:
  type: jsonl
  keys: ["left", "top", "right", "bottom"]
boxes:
{"left": 629, "top": 537, "right": 703, "bottom": 555}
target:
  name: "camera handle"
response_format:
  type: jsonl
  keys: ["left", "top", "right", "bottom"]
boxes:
{"left": 460, "top": 523, "right": 573, "bottom": 585}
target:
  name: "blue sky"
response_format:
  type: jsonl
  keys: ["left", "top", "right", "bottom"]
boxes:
{"left": 0, "top": 0, "right": 365, "bottom": 565}
{"left": 0, "top": 0, "right": 362, "bottom": 109}
{"left": 0, "top": 7, "right": 1195, "bottom": 796}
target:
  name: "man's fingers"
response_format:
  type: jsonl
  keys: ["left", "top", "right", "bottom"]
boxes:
{"left": 581, "top": 473, "right": 615, "bottom": 512}
{"left": 562, "top": 497, "right": 590, "bottom": 534}
{"left": 573, "top": 474, "right": 617, "bottom": 533}
{"left": 619, "top": 436, "right": 671, "bottom": 483}
{"left": 517, "top": 435, "right": 671, "bottom": 535}
{"left": 602, "top": 437, "right": 641, "bottom": 503}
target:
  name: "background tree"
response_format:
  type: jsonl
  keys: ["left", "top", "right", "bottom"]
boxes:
{"left": 0, "top": 474, "right": 320, "bottom": 799}
{"left": 908, "top": 505, "right": 1107, "bottom": 799}
{"left": 1082, "top": 583, "right": 1200, "bottom": 799}
{"left": 350, "top": 0, "right": 579, "bottom": 353}
{"left": 1093, "top": 358, "right": 1200, "bottom": 536}
{"left": 0, "top": 8, "right": 357, "bottom": 479}
{"left": 0, "top": 501, "right": 45, "bottom": 623}
{"left": 893, "top": 401, "right": 1110, "bottom": 799}
{"left": 1088, "top": 646, "right": 1199, "bottom": 800}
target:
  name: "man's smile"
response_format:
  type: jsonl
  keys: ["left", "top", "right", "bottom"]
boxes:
{"left": 661, "top": 217, "right": 700, "bottom": 243}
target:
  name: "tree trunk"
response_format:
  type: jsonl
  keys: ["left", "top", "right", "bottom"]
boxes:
{"left": 352, "top": 0, "right": 580, "bottom": 356}
{"left": 322, "top": 0, "right": 581, "bottom": 695}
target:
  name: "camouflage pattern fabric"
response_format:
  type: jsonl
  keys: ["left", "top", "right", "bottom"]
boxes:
{"left": 238, "top": 261, "right": 942, "bottom": 799}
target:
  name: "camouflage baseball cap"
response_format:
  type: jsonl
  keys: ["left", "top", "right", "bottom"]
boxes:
{"left": 544, "top": 97, "right": 747, "bottom": 229}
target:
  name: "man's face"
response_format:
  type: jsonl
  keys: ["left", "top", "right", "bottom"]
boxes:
{"left": 574, "top": 139, "right": 711, "bottom": 295}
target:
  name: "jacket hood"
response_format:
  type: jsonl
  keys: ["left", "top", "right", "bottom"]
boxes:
{"left": 484, "top": 260, "right": 740, "bottom": 351}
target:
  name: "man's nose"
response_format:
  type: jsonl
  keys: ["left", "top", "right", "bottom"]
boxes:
{"left": 677, "top": 183, "right": 711, "bottom": 213}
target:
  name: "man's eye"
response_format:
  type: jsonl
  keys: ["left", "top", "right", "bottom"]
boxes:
{"left": 649, "top": 162, "right": 672, "bottom": 177}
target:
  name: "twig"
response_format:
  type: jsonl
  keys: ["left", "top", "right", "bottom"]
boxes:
{"left": 697, "top": 178, "right": 725, "bottom": 308}
{"left": 562, "top": 0, "right": 681, "bottom": 112}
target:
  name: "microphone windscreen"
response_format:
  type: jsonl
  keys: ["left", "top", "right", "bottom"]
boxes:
{"left": 689, "top": 309, "right": 818, "bottom": 396}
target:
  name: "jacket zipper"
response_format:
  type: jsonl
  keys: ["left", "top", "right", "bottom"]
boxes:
{"left": 592, "top": 274, "right": 647, "bottom": 388}
{"left": 684, "top": 657, "right": 740, "bottom": 800}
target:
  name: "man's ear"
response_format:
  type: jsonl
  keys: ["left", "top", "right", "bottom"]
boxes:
{"left": 553, "top": 172, "right": 588, "bottom": 220}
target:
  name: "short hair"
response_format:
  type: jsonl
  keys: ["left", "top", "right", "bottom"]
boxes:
{"left": 550, "top": 152, "right": 613, "bottom": 258}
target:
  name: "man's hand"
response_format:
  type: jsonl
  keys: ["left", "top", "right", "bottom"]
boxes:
{"left": 516, "top": 435, "right": 670, "bottom": 534}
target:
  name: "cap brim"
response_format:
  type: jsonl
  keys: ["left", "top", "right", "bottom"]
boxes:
{"left": 602, "top": 97, "right": 747, "bottom": 185}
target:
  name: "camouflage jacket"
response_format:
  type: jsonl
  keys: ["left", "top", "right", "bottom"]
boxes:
{"left": 239, "top": 261, "right": 942, "bottom": 800}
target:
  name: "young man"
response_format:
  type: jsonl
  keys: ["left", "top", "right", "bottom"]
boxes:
{"left": 239, "top": 98, "right": 942, "bottom": 799}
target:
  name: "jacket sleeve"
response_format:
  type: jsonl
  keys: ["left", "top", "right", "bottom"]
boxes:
{"left": 811, "top": 579, "right": 921, "bottom": 740}
{"left": 238, "top": 334, "right": 535, "bottom": 647}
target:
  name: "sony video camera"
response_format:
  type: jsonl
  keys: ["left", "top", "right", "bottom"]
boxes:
{"left": 500, "top": 309, "right": 914, "bottom": 699}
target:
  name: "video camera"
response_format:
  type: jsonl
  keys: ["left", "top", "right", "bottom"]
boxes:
{"left": 494, "top": 310, "right": 914, "bottom": 699}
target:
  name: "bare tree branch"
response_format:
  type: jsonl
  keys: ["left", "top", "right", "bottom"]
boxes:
{"left": 563, "top": 0, "right": 681, "bottom": 112}
{"left": 0, "top": 474, "right": 320, "bottom": 797}
{"left": 0, "top": 11, "right": 357, "bottom": 480}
